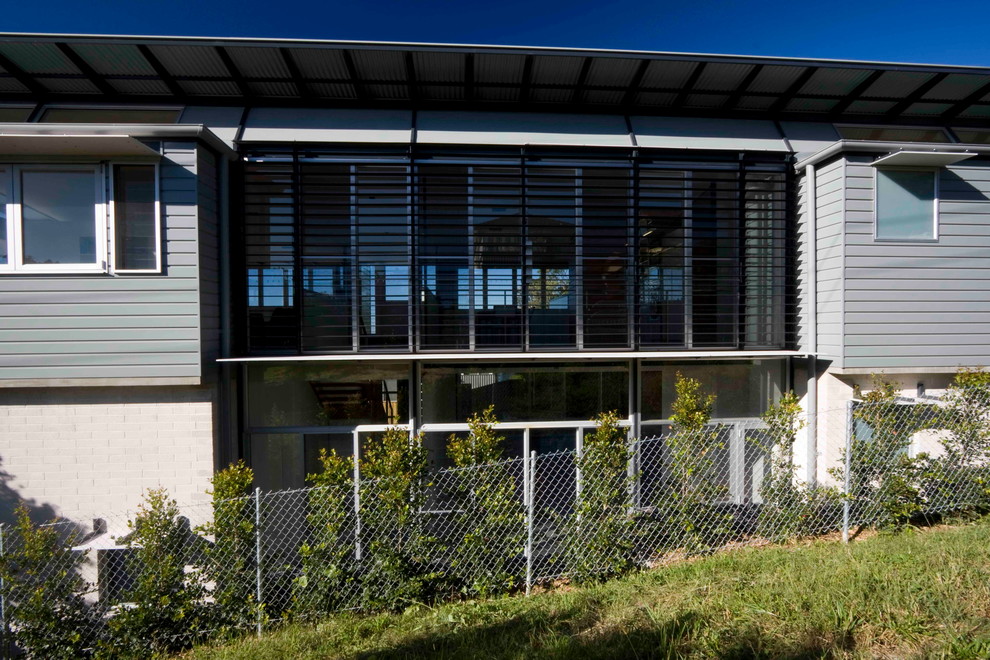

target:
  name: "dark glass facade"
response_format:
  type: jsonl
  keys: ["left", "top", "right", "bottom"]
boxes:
{"left": 239, "top": 147, "right": 791, "bottom": 355}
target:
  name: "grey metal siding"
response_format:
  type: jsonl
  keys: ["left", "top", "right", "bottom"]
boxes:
{"left": 0, "top": 142, "right": 204, "bottom": 382}
{"left": 841, "top": 154, "right": 990, "bottom": 369}
{"left": 197, "top": 146, "right": 221, "bottom": 382}
{"left": 814, "top": 158, "right": 845, "bottom": 367}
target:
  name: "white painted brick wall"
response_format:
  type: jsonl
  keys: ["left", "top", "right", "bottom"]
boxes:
{"left": 0, "top": 386, "right": 216, "bottom": 524}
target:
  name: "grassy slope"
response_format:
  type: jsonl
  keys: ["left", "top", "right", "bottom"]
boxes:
{"left": 185, "top": 521, "right": 990, "bottom": 659}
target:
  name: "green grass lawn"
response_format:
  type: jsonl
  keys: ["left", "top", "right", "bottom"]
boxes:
{"left": 183, "top": 520, "right": 990, "bottom": 659}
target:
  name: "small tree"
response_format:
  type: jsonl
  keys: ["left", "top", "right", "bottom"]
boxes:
{"left": 666, "top": 373, "right": 730, "bottom": 553}
{"left": 197, "top": 461, "right": 257, "bottom": 637}
{"left": 447, "top": 406, "right": 525, "bottom": 596}
{"left": 358, "top": 427, "right": 439, "bottom": 610}
{"left": 293, "top": 449, "right": 356, "bottom": 617}
{"left": 0, "top": 505, "right": 97, "bottom": 659}
{"left": 101, "top": 488, "right": 208, "bottom": 658}
{"left": 567, "top": 411, "right": 636, "bottom": 583}
{"left": 756, "top": 392, "right": 816, "bottom": 541}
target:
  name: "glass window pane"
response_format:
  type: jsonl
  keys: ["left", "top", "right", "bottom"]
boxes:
{"left": 421, "top": 362, "right": 628, "bottom": 423}
{"left": 640, "top": 360, "right": 784, "bottom": 420}
{"left": 0, "top": 107, "right": 31, "bottom": 122}
{"left": 21, "top": 169, "right": 97, "bottom": 265}
{"left": 113, "top": 165, "right": 157, "bottom": 270}
{"left": 247, "top": 362, "right": 409, "bottom": 428}
{"left": 876, "top": 169, "right": 935, "bottom": 240}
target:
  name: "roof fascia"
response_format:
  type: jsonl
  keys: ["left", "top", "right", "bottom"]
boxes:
{"left": 795, "top": 139, "right": 990, "bottom": 171}
{"left": 0, "top": 123, "right": 236, "bottom": 158}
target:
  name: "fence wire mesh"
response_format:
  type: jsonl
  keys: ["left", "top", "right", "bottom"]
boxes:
{"left": 2, "top": 390, "right": 989, "bottom": 657}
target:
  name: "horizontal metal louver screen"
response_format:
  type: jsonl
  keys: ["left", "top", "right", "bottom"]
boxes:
{"left": 239, "top": 147, "right": 790, "bottom": 355}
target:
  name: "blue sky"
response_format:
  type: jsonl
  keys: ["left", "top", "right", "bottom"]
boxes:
{"left": 5, "top": 0, "right": 990, "bottom": 66}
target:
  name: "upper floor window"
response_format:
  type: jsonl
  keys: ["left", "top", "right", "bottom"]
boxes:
{"left": 837, "top": 125, "right": 951, "bottom": 143}
{"left": 875, "top": 168, "right": 937, "bottom": 241}
{"left": 0, "top": 164, "right": 159, "bottom": 274}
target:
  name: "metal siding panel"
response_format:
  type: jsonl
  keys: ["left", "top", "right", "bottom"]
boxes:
{"left": 241, "top": 107, "right": 412, "bottom": 143}
{"left": 0, "top": 141, "right": 202, "bottom": 381}
{"left": 631, "top": 116, "right": 786, "bottom": 151}
{"left": 416, "top": 110, "right": 631, "bottom": 146}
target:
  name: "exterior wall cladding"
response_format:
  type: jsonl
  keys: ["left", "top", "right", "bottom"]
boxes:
{"left": 0, "top": 34, "right": 988, "bottom": 516}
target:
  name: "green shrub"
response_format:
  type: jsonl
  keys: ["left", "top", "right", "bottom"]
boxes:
{"left": 567, "top": 411, "right": 636, "bottom": 583}
{"left": 666, "top": 373, "right": 732, "bottom": 553}
{"left": 933, "top": 368, "right": 990, "bottom": 509}
{"left": 846, "top": 376, "right": 933, "bottom": 530}
{"left": 358, "top": 427, "right": 441, "bottom": 610}
{"left": 197, "top": 461, "right": 258, "bottom": 637}
{"left": 101, "top": 488, "right": 209, "bottom": 658}
{"left": 447, "top": 406, "right": 524, "bottom": 596}
{"left": 0, "top": 505, "right": 98, "bottom": 659}
{"left": 293, "top": 449, "right": 356, "bottom": 617}
{"left": 755, "top": 392, "right": 839, "bottom": 540}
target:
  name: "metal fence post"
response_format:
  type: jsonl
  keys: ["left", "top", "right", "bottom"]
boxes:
{"left": 575, "top": 428, "right": 583, "bottom": 516}
{"left": 0, "top": 523, "right": 7, "bottom": 658}
{"left": 353, "top": 429, "right": 362, "bottom": 562}
{"left": 254, "top": 487, "right": 263, "bottom": 636}
{"left": 525, "top": 450, "right": 535, "bottom": 597}
{"left": 842, "top": 400, "right": 854, "bottom": 543}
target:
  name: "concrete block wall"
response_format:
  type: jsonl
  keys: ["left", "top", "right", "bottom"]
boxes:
{"left": 0, "top": 385, "right": 216, "bottom": 525}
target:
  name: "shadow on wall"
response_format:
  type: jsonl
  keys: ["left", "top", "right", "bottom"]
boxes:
{"left": 0, "top": 456, "right": 62, "bottom": 527}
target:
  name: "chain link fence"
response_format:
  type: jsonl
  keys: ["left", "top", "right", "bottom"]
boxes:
{"left": 1, "top": 390, "right": 989, "bottom": 657}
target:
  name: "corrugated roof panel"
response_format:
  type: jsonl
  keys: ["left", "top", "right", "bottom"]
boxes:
{"left": 0, "top": 76, "right": 29, "bottom": 93}
{"left": 474, "top": 53, "right": 525, "bottom": 83}
{"left": 634, "top": 91, "right": 677, "bottom": 106}
{"left": 923, "top": 73, "right": 988, "bottom": 100}
{"left": 309, "top": 82, "right": 357, "bottom": 98}
{"left": 108, "top": 78, "right": 172, "bottom": 95}
{"left": 632, "top": 116, "right": 786, "bottom": 151}
{"left": 956, "top": 104, "right": 990, "bottom": 118}
{"left": 286, "top": 48, "right": 350, "bottom": 79}
{"left": 640, "top": 59, "right": 696, "bottom": 89}
{"left": 694, "top": 62, "right": 754, "bottom": 92}
{"left": 412, "top": 51, "right": 464, "bottom": 83}
{"left": 365, "top": 83, "right": 408, "bottom": 99}
{"left": 584, "top": 89, "right": 624, "bottom": 104}
{"left": 179, "top": 79, "right": 242, "bottom": 96}
{"left": 351, "top": 49, "right": 406, "bottom": 82}
{"left": 530, "top": 55, "right": 583, "bottom": 85}
{"left": 735, "top": 95, "right": 776, "bottom": 110}
{"left": 417, "top": 110, "right": 631, "bottom": 147}
{"left": 0, "top": 42, "right": 79, "bottom": 74}
{"left": 747, "top": 65, "right": 805, "bottom": 93}
{"left": 531, "top": 87, "right": 574, "bottom": 103}
{"left": 476, "top": 85, "right": 520, "bottom": 102}
{"left": 901, "top": 102, "right": 952, "bottom": 116}
{"left": 148, "top": 45, "right": 229, "bottom": 77}
{"left": 242, "top": 107, "right": 412, "bottom": 143}
{"left": 247, "top": 81, "right": 298, "bottom": 97}
{"left": 684, "top": 93, "right": 728, "bottom": 108}
{"left": 422, "top": 84, "right": 464, "bottom": 100}
{"left": 584, "top": 58, "right": 638, "bottom": 87}
{"left": 226, "top": 47, "right": 291, "bottom": 78}
{"left": 799, "top": 67, "right": 872, "bottom": 96}
{"left": 70, "top": 44, "right": 156, "bottom": 75}
{"left": 844, "top": 99, "right": 897, "bottom": 114}
{"left": 862, "top": 71, "right": 933, "bottom": 99}
{"left": 784, "top": 97, "right": 838, "bottom": 112}
{"left": 38, "top": 77, "right": 100, "bottom": 94}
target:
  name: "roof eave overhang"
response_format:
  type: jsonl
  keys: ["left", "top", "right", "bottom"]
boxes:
{"left": 0, "top": 123, "right": 237, "bottom": 159}
{"left": 795, "top": 140, "right": 990, "bottom": 171}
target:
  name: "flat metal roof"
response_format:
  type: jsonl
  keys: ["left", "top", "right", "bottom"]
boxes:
{"left": 1, "top": 33, "right": 989, "bottom": 124}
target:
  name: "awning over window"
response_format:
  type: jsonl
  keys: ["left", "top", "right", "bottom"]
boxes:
{"left": 871, "top": 150, "right": 977, "bottom": 167}
{"left": 0, "top": 133, "right": 160, "bottom": 158}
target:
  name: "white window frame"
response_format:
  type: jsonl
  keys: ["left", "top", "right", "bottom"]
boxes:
{"left": 10, "top": 164, "right": 108, "bottom": 273}
{"left": 109, "top": 162, "right": 162, "bottom": 274}
{"left": 873, "top": 166, "right": 939, "bottom": 243}
{"left": 0, "top": 166, "right": 11, "bottom": 273}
